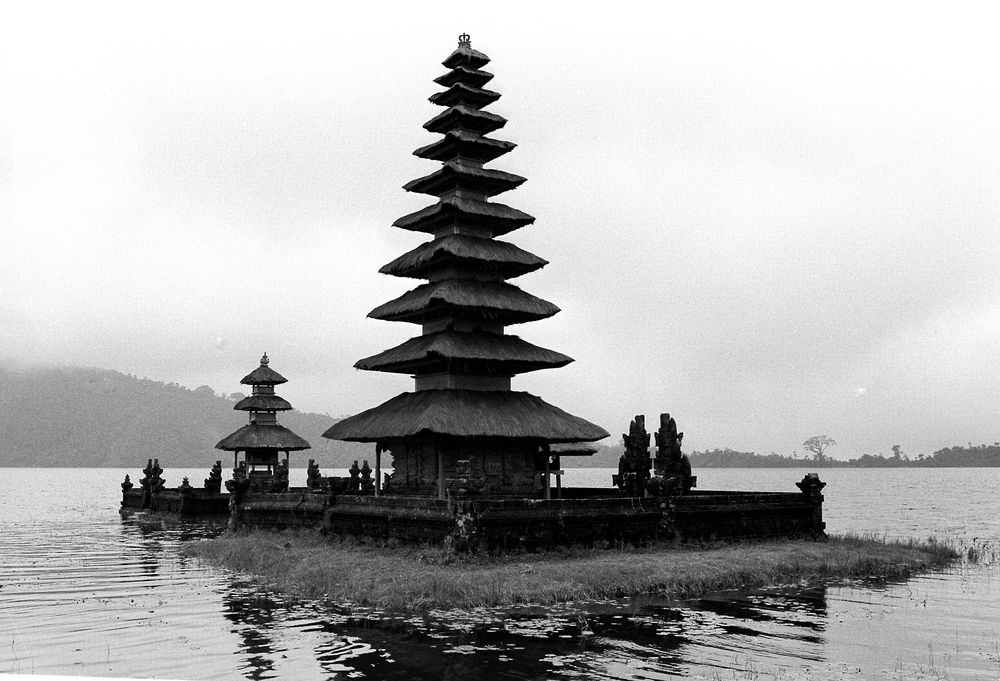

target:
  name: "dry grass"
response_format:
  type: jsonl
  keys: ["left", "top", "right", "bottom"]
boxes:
{"left": 183, "top": 532, "right": 960, "bottom": 612}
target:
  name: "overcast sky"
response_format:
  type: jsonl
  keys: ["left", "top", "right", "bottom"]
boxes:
{"left": 2, "top": 2, "right": 999, "bottom": 459}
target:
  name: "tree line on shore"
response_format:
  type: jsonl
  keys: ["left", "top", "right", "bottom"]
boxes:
{"left": 573, "top": 443, "right": 1000, "bottom": 468}
{"left": 687, "top": 445, "right": 1000, "bottom": 468}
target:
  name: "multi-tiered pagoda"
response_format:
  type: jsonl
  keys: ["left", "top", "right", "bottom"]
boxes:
{"left": 216, "top": 353, "right": 310, "bottom": 490}
{"left": 324, "top": 35, "right": 608, "bottom": 498}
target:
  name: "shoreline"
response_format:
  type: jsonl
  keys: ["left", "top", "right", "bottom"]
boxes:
{"left": 183, "top": 532, "right": 960, "bottom": 612}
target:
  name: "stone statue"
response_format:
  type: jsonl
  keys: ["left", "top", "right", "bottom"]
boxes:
{"left": 360, "top": 460, "right": 374, "bottom": 493}
{"left": 204, "top": 460, "right": 223, "bottom": 494}
{"left": 271, "top": 459, "right": 289, "bottom": 493}
{"left": 348, "top": 460, "right": 361, "bottom": 493}
{"left": 149, "top": 459, "right": 165, "bottom": 494}
{"left": 306, "top": 458, "right": 323, "bottom": 491}
{"left": 614, "top": 415, "right": 651, "bottom": 496}
{"left": 651, "top": 413, "right": 695, "bottom": 494}
{"left": 139, "top": 459, "right": 154, "bottom": 508}
{"left": 120, "top": 474, "right": 134, "bottom": 509}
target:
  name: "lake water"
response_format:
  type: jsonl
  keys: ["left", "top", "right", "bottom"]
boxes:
{"left": 1, "top": 467, "right": 998, "bottom": 680}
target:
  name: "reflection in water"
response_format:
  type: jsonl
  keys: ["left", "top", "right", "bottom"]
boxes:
{"left": 1, "top": 468, "right": 999, "bottom": 680}
{"left": 213, "top": 574, "right": 835, "bottom": 680}
{"left": 223, "top": 587, "right": 280, "bottom": 680}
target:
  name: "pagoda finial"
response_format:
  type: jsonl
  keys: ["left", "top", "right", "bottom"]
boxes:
{"left": 458, "top": 32, "right": 471, "bottom": 48}
{"left": 260, "top": 352, "right": 269, "bottom": 366}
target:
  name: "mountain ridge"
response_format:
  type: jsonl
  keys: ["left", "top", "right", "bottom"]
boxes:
{"left": 0, "top": 365, "right": 370, "bottom": 468}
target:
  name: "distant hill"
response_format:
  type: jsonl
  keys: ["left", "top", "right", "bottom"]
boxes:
{"left": 0, "top": 365, "right": 370, "bottom": 469}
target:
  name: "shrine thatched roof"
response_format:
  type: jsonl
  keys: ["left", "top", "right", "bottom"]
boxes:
{"left": 240, "top": 364, "right": 287, "bottom": 386}
{"left": 442, "top": 45, "right": 490, "bottom": 70}
{"left": 322, "top": 390, "right": 609, "bottom": 443}
{"left": 215, "top": 424, "right": 310, "bottom": 451}
{"left": 393, "top": 196, "right": 534, "bottom": 237}
{"left": 414, "top": 129, "right": 515, "bottom": 164}
{"left": 233, "top": 394, "right": 293, "bottom": 412}
{"left": 434, "top": 66, "right": 494, "bottom": 89}
{"left": 550, "top": 442, "right": 600, "bottom": 457}
{"left": 429, "top": 82, "right": 501, "bottom": 109}
{"left": 368, "top": 279, "right": 559, "bottom": 324}
{"left": 355, "top": 330, "right": 573, "bottom": 374}
{"left": 423, "top": 105, "right": 507, "bottom": 136}
{"left": 379, "top": 234, "right": 545, "bottom": 280}
{"left": 404, "top": 161, "right": 524, "bottom": 197}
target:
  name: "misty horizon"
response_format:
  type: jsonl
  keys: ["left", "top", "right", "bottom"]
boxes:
{"left": 3, "top": 3, "right": 999, "bottom": 461}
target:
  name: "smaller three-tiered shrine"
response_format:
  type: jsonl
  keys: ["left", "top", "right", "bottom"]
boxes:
{"left": 216, "top": 353, "right": 310, "bottom": 492}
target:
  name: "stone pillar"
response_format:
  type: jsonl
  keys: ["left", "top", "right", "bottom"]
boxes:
{"left": 437, "top": 448, "right": 445, "bottom": 500}
{"left": 120, "top": 474, "right": 133, "bottom": 509}
{"left": 225, "top": 475, "right": 251, "bottom": 531}
{"left": 796, "top": 473, "right": 827, "bottom": 538}
{"left": 178, "top": 477, "right": 193, "bottom": 515}
{"left": 542, "top": 444, "right": 551, "bottom": 500}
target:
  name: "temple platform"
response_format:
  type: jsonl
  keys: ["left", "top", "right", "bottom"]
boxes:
{"left": 120, "top": 486, "right": 229, "bottom": 517}
{"left": 120, "top": 461, "right": 825, "bottom": 549}
{"left": 226, "top": 475, "right": 826, "bottom": 550}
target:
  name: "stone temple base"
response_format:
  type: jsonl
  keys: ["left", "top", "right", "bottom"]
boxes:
{"left": 121, "top": 487, "right": 229, "bottom": 517}
{"left": 120, "top": 466, "right": 826, "bottom": 550}
{"left": 226, "top": 480, "right": 825, "bottom": 551}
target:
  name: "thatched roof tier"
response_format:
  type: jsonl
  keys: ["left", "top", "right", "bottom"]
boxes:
{"left": 442, "top": 45, "right": 490, "bottom": 70}
{"left": 434, "top": 66, "right": 494, "bottom": 89}
{"left": 414, "top": 129, "right": 515, "bottom": 164}
{"left": 379, "top": 234, "right": 546, "bottom": 280}
{"left": 322, "top": 389, "right": 609, "bottom": 443}
{"left": 215, "top": 423, "right": 311, "bottom": 451}
{"left": 369, "top": 279, "right": 559, "bottom": 324}
{"left": 240, "top": 362, "right": 287, "bottom": 386}
{"left": 429, "top": 82, "right": 501, "bottom": 109}
{"left": 393, "top": 196, "right": 534, "bottom": 237}
{"left": 355, "top": 330, "right": 573, "bottom": 374}
{"left": 233, "top": 394, "right": 293, "bottom": 412}
{"left": 423, "top": 105, "right": 507, "bottom": 136}
{"left": 404, "top": 161, "right": 524, "bottom": 198}
{"left": 550, "top": 442, "right": 600, "bottom": 456}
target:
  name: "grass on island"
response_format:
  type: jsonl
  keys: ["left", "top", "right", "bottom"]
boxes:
{"left": 183, "top": 532, "right": 963, "bottom": 612}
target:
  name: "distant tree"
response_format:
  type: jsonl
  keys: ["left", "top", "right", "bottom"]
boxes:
{"left": 802, "top": 435, "right": 836, "bottom": 462}
{"left": 891, "top": 444, "right": 902, "bottom": 460}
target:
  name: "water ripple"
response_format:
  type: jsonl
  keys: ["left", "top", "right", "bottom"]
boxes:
{"left": 2, "top": 468, "right": 1000, "bottom": 679}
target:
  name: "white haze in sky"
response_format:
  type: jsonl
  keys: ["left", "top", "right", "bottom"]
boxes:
{"left": 2, "top": 1, "right": 999, "bottom": 459}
